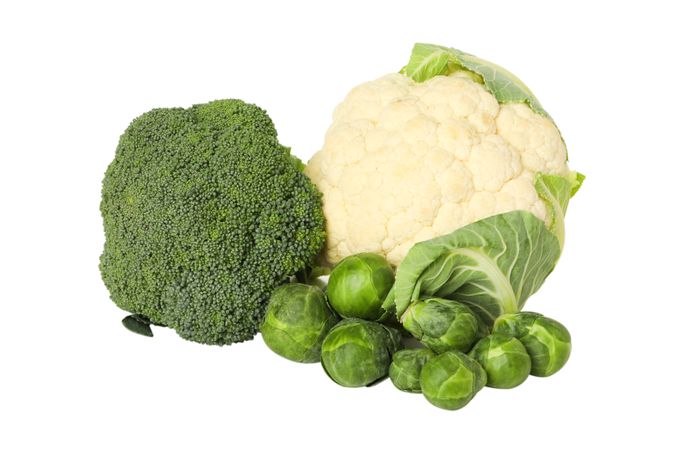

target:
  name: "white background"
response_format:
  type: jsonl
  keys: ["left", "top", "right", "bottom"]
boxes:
{"left": 1, "top": 0, "right": 673, "bottom": 448}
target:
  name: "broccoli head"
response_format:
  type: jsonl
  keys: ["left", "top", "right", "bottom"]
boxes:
{"left": 100, "top": 99, "right": 325, "bottom": 345}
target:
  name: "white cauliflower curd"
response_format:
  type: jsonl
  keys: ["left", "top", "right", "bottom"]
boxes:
{"left": 306, "top": 45, "right": 577, "bottom": 266}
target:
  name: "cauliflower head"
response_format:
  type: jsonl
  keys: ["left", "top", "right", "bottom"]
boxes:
{"left": 306, "top": 44, "right": 580, "bottom": 266}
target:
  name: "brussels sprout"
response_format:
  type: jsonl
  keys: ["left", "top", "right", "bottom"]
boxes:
{"left": 261, "top": 283, "right": 339, "bottom": 363}
{"left": 389, "top": 348, "right": 436, "bottom": 393}
{"left": 469, "top": 334, "right": 531, "bottom": 388}
{"left": 401, "top": 298, "right": 482, "bottom": 353}
{"left": 326, "top": 253, "right": 395, "bottom": 320}
{"left": 493, "top": 312, "right": 571, "bottom": 377}
{"left": 420, "top": 351, "right": 486, "bottom": 410}
{"left": 321, "top": 318, "right": 401, "bottom": 387}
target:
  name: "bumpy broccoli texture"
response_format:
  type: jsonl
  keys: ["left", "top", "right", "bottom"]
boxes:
{"left": 100, "top": 99, "right": 325, "bottom": 345}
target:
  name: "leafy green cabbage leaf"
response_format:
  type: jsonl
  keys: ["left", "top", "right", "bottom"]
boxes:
{"left": 535, "top": 171, "right": 585, "bottom": 248}
{"left": 403, "top": 43, "right": 549, "bottom": 117}
{"left": 392, "top": 211, "right": 560, "bottom": 324}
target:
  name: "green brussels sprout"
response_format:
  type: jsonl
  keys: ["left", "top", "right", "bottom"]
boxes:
{"left": 389, "top": 348, "right": 436, "bottom": 393}
{"left": 401, "top": 298, "right": 482, "bottom": 353}
{"left": 469, "top": 334, "right": 531, "bottom": 388}
{"left": 261, "top": 283, "right": 339, "bottom": 363}
{"left": 419, "top": 351, "right": 487, "bottom": 411}
{"left": 326, "top": 253, "right": 395, "bottom": 320}
{"left": 493, "top": 312, "right": 571, "bottom": 377}
{"left": 321, "top": 318, "right": 401, "bottom": 387}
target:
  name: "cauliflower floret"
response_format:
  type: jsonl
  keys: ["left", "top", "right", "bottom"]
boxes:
{"left": 306, "top": 72, "right": 569, "bottom": 266}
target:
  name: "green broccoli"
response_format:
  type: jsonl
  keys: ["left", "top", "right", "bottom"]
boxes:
{"left": 99, "top": 99, "right": 325, "bottom": 345}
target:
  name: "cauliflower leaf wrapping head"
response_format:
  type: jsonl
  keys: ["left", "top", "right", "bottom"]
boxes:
{"left": 306, "top": 44, "right": 582, "bottom": 266}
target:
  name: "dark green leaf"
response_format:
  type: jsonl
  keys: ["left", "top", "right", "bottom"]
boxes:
{"left": 122, "top": 314, "right": 154, "bottom": 337}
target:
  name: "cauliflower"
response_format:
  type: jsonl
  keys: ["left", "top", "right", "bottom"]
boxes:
{"left": 306, "top": 44, "right": 581, "bottom": 266}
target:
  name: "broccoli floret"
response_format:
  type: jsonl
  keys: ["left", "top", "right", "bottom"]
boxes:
{"left": 99, "top": 99, "right": 325, "bottom": 345}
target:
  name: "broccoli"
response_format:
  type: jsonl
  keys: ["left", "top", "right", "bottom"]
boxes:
{"left": 99, "top": 99, "right": 325, "bottom": 345}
